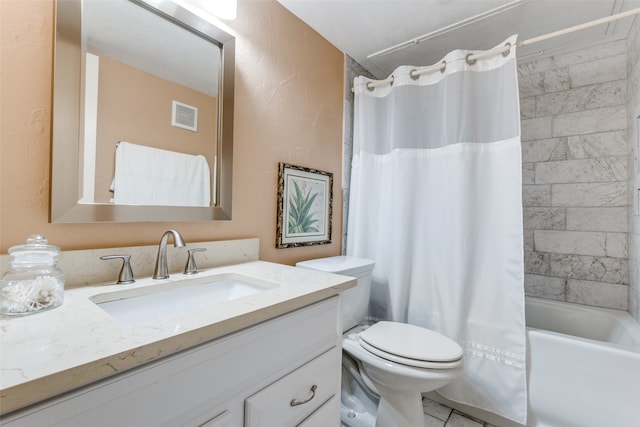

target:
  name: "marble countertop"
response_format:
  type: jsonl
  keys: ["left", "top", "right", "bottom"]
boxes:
{"left": 0, "top": 261, "right": 355, "bottom": 415}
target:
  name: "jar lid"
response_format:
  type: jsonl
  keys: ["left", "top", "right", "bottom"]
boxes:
{"left": 8, "top": 235, "right": 61, "bottom": 264}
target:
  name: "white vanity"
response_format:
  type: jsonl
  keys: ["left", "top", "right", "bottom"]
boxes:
{"left": 0, "top": 240, "right": 354, "bottom": 426}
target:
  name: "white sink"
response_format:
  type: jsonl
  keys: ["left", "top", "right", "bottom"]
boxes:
{"left": 91, "top": 273, "right": 277, "bottom": 324}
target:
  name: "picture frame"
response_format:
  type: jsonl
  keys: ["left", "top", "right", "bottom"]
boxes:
{"left": 276, "top": 163, "right": 333, "bottom": 248}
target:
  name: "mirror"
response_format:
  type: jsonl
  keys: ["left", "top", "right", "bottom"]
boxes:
{"left": 51, "top": 0, "right": 234, "bottom": 222}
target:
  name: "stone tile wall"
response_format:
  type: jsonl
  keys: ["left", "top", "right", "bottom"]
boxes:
{"left": 627, "top": 16, "right": 640, "bottom": 321}
{"left": 519, "top": 40, "right": 631, "bottom": 310}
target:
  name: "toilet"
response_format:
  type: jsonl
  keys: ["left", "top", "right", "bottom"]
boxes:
{"left": 296, "top": 256, "right": 463, "bottom": 427}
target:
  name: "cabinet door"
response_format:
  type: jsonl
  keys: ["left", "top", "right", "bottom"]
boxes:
{"left": 297, "top": 396, "right": 339, "bottom": 427}
{"left": 244, "top": 347, "right": 340, "bottom": 427}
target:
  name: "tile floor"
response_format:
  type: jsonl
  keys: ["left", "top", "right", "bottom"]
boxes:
{"left": 422, "top": 397, "right": 496, "bottom": 427}
{"left": 341, "top": 396, "right": 498, "bottom": 427}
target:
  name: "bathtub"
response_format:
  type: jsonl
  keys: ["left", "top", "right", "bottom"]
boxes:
{"left": 525, "top": 296, "right": 640, "bottom": 427}
{"left": 428, "top": 296, "right": 640, "bottom": 427}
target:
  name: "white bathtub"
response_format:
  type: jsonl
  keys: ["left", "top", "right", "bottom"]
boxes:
{"left": 526, "top": 296, "right": 640, "bottom": 427}
{"left": 428, "top": 296, "right": 640, "bottom": 426}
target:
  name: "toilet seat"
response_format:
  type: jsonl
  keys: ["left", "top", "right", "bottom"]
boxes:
{"left": 359, "top": 321, "right": 463, "bottom": 369}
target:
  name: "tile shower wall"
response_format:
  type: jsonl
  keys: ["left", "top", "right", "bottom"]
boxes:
{"left": 519, "top": 40, "right": 630, "bottom": 310}
{"left": 627, "top": 16, "right": 640, "bottom": 321}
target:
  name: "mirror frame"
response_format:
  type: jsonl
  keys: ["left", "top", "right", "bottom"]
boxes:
{"left": 51, "top": 0, "right": 234, "bottom": 223}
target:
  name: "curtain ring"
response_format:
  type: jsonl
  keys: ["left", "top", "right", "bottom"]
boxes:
{"left": 410, "top": 69, "right": 419, "bottom": 80}
{"left": 440, "top": 61, "right": 447, "bottom": 73}
{"left": 366, "top": 76, "right": 394, "bottom": 91}
{"left": 465, "top": 53, "right": 476, "bottom": 65}
{"left": 502, "top": 42, "right": 512, "bottom": 57}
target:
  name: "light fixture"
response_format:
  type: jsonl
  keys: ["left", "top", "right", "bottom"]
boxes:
{"left": 174, "top": 0, "right": 237, "bottom": 20}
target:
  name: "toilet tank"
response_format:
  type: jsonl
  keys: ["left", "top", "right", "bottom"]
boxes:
{"left": 296, "top": 256, "right": 375, "bottom": 332}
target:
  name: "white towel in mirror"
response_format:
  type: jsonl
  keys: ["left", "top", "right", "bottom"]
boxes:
{"left": 113, "top": 141, "right": 211, "bottom": 207}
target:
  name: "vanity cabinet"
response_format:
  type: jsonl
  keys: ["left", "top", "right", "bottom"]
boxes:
{"left": 0, "top": 297, "right": 341, "bottom": 427}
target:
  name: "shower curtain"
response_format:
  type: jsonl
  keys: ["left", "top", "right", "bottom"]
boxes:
{"left": 347, "top": 36, "right": 527, "bottom": 424}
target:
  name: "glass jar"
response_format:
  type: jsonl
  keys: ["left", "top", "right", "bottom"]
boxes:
{"left": 0, "top": 235, "right": 64, "bottom": 316}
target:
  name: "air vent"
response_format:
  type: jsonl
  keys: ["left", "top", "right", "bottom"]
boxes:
{"left": 171, "top": 100, "right": 198, "bottom": 132}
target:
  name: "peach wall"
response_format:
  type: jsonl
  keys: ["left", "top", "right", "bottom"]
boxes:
{"left": 0, "top": 0, "right": 345, "bottom": 266}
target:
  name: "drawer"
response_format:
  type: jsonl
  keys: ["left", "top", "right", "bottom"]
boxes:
{"left": 199, "top": 410, "right": 230, "bottom": 427}
{"left": 297, "top": 395, "right": 339, "bottom": 427}
{"left": 244, "top": 347, "right": 340, "bottom": 427}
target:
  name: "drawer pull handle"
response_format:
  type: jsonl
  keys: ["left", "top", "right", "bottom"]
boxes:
{"left": 290, "top": 384, "right": 317, "bottom": 407}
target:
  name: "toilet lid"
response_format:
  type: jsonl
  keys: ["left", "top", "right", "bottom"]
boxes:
{"left": 359, "top": 321, "right": 463, "bottom": 365}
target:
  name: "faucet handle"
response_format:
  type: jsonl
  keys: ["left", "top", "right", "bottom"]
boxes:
{"left": 100, "top": 255, "right": 135, "bottom": 284}
{"left": 184, "top": 248, "right": 206, "bottom": 275}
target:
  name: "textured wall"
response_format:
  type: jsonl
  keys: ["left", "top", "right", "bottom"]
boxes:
{"left": 627, "top": 16, "right": 640, "bottom": 321}
{"left": 519, "top": 40, "right": 630, "bottom": 310}
{"left": 0, "top": 0, "right": 345, "bottom": 266}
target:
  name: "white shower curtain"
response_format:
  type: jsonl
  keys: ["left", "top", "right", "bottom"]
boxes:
{"left": 347, "top": 36, "right": 527, "bottom": 424}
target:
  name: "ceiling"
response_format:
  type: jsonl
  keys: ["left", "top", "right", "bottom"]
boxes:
{"left": 84, "top": 0, "right": 220, "bottom": 96}
{"left": 277, "top": 0, "right": 640, "bottom": 79}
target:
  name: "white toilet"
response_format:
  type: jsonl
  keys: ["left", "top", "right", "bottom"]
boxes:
{"left": 297, "top": 256, "right": 463, "bottom": 427}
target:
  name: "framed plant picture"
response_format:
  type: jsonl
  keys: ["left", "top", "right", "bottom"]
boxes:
{"left": 276, "top": 163, "right": 333, "bottom": 248}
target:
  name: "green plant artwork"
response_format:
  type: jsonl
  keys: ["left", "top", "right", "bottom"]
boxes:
{"left": 276, "top": 162, "right": 332, "bottom": 248}
{"left": 288, "top": 180, "right": 319, "bottom": 233}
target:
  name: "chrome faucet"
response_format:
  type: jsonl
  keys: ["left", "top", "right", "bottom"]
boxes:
{"left": 153, "top": 229, "right": 186, "bottom": 279}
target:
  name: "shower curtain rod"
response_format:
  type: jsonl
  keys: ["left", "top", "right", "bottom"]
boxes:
{"left": 368, "top": 0, "right": 531, "bottom": 59}
{"left": 364, "top": 7, "right": 640, "bottom": 91}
